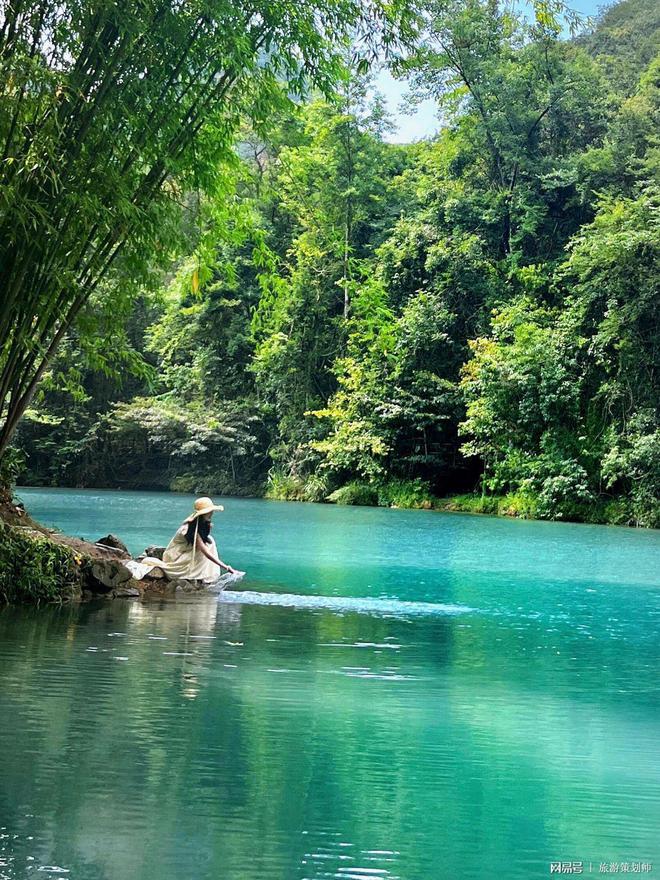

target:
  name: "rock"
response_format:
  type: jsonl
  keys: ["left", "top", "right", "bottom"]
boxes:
{"left": 142, "top": 545, "right": 165, "bottom": 560}
{"left": 173, "top": 578, "right": 205, "bottom": 593}
{"left": 111, "top": 582, "right": 141, "bottom": 598}
{"left": 130, "top": 573, "right": 175, "bottom": 596}
{"left": 88, "top": 559, "right": 134, "bottom": 591}
{"left": 95, "top": 534, "right": 130, "bottom": 557}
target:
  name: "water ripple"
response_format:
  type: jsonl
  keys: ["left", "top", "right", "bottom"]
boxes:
{"left": 219, "top": 590, "right": 475, "bottom": 618}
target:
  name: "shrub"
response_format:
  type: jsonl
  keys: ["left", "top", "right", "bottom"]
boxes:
{"left": 264, "top": 470, "right": 328, "bottom": 502}
{"left": 443, "top": 492, "right": 538, "bottom": 518}
{"left": 169, "top": 474, "right": 201, "bottom": 494}
{"left": 170, "top": 472, "right": 261, "bottom": 497}
{"left": 327, "top": 479, "right": 437, "bottom": 509}
{"left": 377, "top": 479, "right": 436, "bottom": 509}
{"left": 443, "top": 490, "right": 646, "bottom": 524}
{"left": 532, "top": 458, "right": 594, "bottom": 520}
{"left": 327, "top": 482, "right": 379, "bottom": 506}
{"left": 0, "top": 524, "right": 82, "bottom": 604}
{"left": 0, "top": 446, "right": 25, "bottom": 491}
{"left": 602, "top": 416, "right": 660, "bottom": 528}
{"left": 299, "top": 474, "right": 331, "bottom": 503}
{"left": 265, "top": 470, "right": 305, "bottom": 501}
{"left": 497, "top": 492, "right": 538, "bottom": 519}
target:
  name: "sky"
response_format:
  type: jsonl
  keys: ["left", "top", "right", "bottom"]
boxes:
{"left": 375, "top": 0, "right": 607, "bottom": 143}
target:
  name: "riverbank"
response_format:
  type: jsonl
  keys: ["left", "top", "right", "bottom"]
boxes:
{"left": 1, "top": 488, "right": 83, "bottom": 602}
{"left": 264, "top": 475, "right": 655, "bottom": 528}
{"left": 0, "top": 490, "right": 205, "bottom": 604}
{"left": 15, "top": 473, "right": 657, "bottom": 529}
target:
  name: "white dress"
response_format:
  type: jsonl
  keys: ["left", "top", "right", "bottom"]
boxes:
{"left": 141, "top": 525, "right": 221, "bottom": 583}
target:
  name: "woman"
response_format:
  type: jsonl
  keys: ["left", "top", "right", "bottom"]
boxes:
{"left": 141, "top": 496, "right": 237, "bottom": 583}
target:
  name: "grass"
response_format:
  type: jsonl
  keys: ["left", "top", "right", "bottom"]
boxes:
{"left": 326, "top": 482, "right": 379, "bottom": 506}
{"left": 442, "top": 492, "right": 538, "bottom": 518}
{"left": 441, "top": 491, "right": 655, "bottom": 526}
{"left": 265, "top": 471, "right": 330, "bottom": 503}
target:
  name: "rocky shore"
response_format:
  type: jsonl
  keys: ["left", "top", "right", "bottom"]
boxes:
{"left": 0, "top": 491, "right": 208, "bottom": 604}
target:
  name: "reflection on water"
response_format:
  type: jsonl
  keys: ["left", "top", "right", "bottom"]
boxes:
{"left": 1, "top": 490, "right": 659, "bottom": 879}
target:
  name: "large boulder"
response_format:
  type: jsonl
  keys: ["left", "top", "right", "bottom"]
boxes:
{"left": 87, "top": 559, "right": 134, "bottom": 592}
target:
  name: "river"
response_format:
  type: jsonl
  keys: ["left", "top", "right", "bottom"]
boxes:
{"left": 1, "top": 487, "right": 659, "bottom": 879}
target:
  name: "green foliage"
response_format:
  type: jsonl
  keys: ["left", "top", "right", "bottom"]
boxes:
{"left": 0, "top": 525, "right": 81, "bottom": 605}
{"left": 458, "top": 199, "right": 660, "bottom": 519}
{"left": 268, "top": 473, "right": 437, "bottom": 508}
{"left": 327, "top": 482, "right": 380, "bottom": 506}
{"left": 0, "top": 0, "right": 413, "bottom": 462}
{"left": 602, "top": 413, "right": 660, "bottom": 528}
{"left": 103, "top": 396, "right": 267, "bottom": 492}
{"left": 264, "top": 471, "right": 304, "bottom": 501}
{"left": 445, "top": 493, "right": 538, "bottom": 518}
{"left": 0, "top": 446, "right": 25, "bottom": 491}
{"left": 14, "top": 0, "right": 660, "bottom": 528}
{"left": 577, "top": 0, "right": 660, "bottom": 94}
{"left": 326, "top": 478, "right": 436, "bottom": 508}
{"left": 459, "top": 298, "right": 587, "bottom": 492}
{"left": 249, "top": 84, "right": 413, "bottom": 475}
{"left": 265, "top": 470, "right": 332, "bottom": 502}
{"left": 376, "top": 479, "right": 436, "bottom": 509}
{"left": 444, "top": 490, "right": 651, "bottom": 526}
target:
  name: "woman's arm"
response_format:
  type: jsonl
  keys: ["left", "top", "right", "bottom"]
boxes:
{"left": 195, "top": 535, "right": 236, "bottom": 573}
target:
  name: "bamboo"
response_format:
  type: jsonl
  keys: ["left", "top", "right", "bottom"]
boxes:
{"left": 0, "top": 0, "right": 345, "bottom": 458}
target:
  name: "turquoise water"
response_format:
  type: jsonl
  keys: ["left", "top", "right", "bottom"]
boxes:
{"left": 1, "top": 488, "right": 659, "bottom": 879}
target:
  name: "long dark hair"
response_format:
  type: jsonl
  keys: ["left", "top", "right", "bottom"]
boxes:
{"left": 184, "top": 516, "right": 212, "bottom": 545}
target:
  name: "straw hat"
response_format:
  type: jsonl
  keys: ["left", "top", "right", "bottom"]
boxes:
{"left": 184, "top": 496, "right": 225, "bottom": 522}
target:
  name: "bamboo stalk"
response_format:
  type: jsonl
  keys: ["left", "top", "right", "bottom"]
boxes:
{"left": 0, "top": 1, "right": 324, "bottom": 457}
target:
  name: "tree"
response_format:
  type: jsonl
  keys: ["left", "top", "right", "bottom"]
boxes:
{"left": 577, "top": 0, "right": 660, "bottom": 95}
{"left": 459, "top": 188, "right": 660, "bottom": 524}
{"left": 397, "top": 0, "right": 610, "bottom": 262}
{"left": 0, "top": 0, "right": 415, "bottom": 463}
{"left": 249, "top": 82, "right": 412, "bottom": 472}
{"left": 11, "top": 0, "right": 660, "bottom": 524}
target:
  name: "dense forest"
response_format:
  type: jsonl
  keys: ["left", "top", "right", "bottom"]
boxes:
{"left": 8, "top": 0, "right": 660, "bottom": 527}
